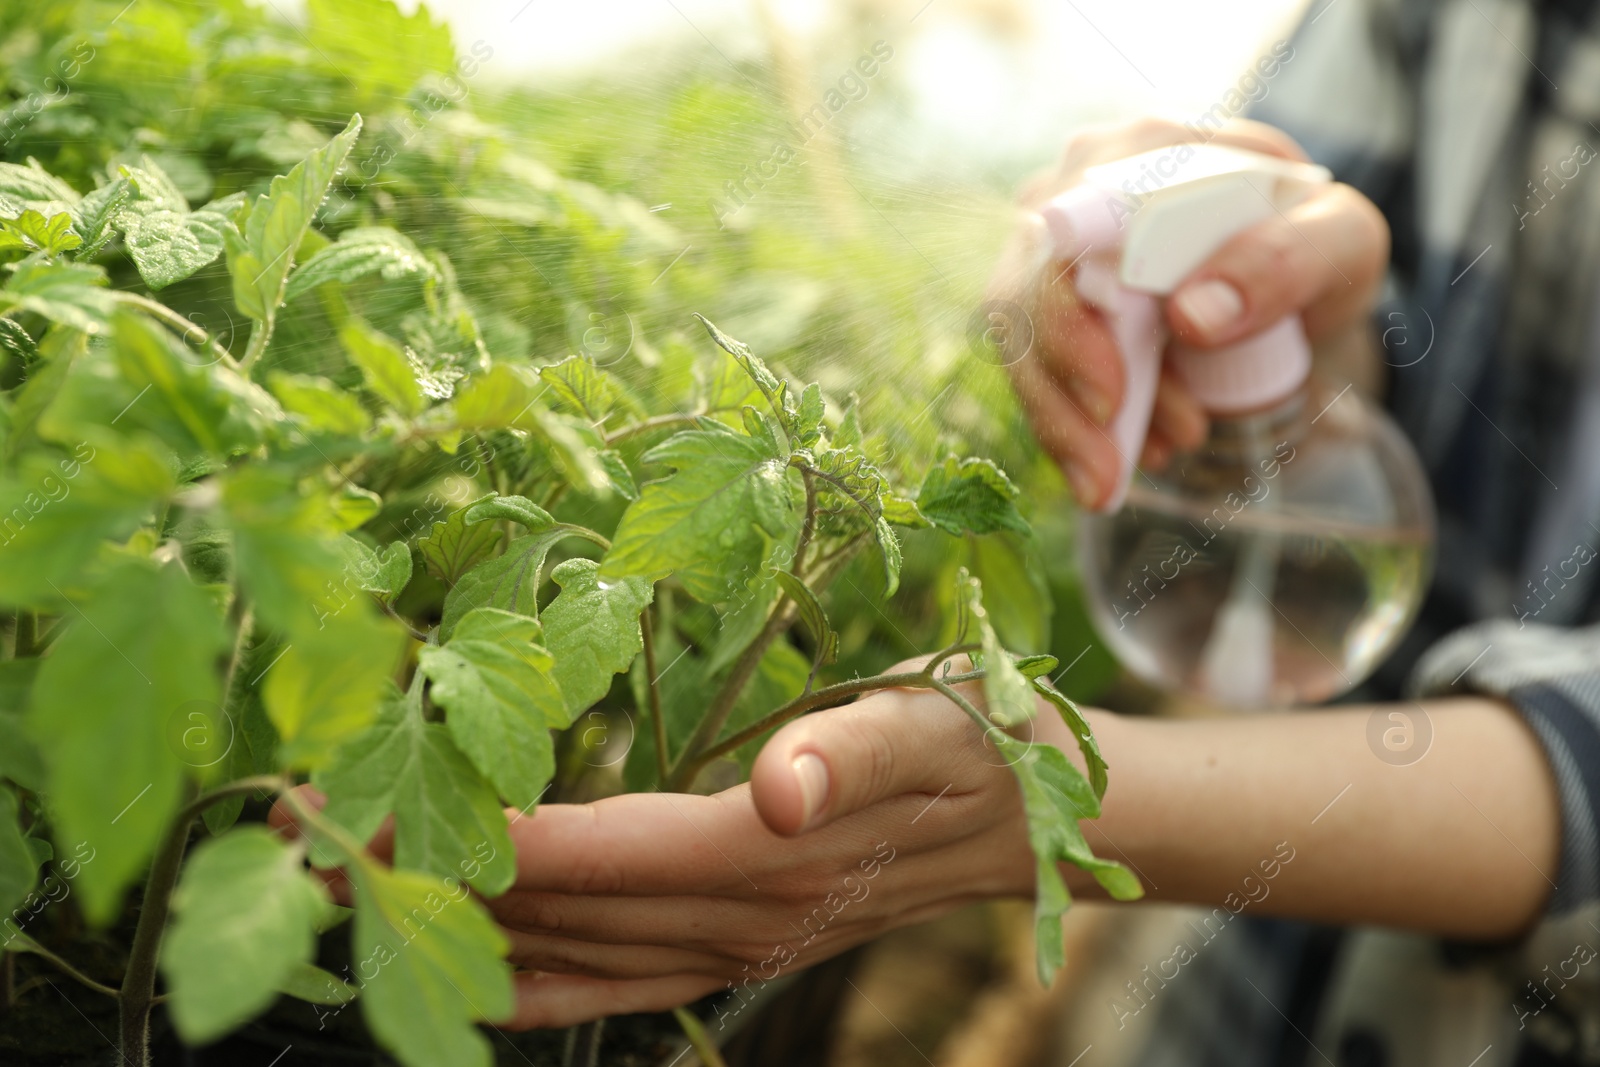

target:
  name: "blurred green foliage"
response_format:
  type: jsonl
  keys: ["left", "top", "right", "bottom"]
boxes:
{"left": 0, "top": 0, "right": 1115, "bottom": 698}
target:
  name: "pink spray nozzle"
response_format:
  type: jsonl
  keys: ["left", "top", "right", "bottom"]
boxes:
{"left": 1037, "top": 184, "right": 1131, "bottom": 262}
{"left": 1031, "top": 146, "right": 1328, "bottom": 512}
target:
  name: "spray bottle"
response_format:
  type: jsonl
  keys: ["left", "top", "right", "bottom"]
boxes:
{"left": 1037, "top": 144, "right": 1435, "bottom": 707}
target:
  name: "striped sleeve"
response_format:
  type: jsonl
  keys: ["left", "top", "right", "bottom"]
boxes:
{"left": 1408, "top": 620, "right": 1600, "bottom": 913}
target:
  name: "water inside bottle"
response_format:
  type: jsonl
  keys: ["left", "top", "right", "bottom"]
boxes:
{"left": 1080, "top": 493, "right": 1431, "bottom": 705}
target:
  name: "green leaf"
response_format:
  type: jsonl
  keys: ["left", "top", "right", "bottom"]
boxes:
{"left": 462, "top": 494, "right": 553, "bottom": 531}
{"left": 1017, "top": 654, "right": 1058, "bottom": 679}
{"left": 331, "top": 484, "right": 382, "bottom": 532}
{"left": 0, "top": 319, "right": 38, "bottom": 367}
{"left": 363, "top": 542, "right": 413, "bottom": 603}
{"left": 268, "top": 372, "right": 371, "bottom": 437}
{"left": 774, "top": 570, "right": 837, "bottom": 669}
{"left": 873, "top": 516, "right": 902, "bottom": 599}
{"left": 0, "top": 449, "right": 166, "bottom": 608}
{"left": 959, "top": 569, "right": 1036, "bottom": 729}
{"left": 1033, "top": 679, "right": 1109, "bottom": 802}
{"left": 351, "top": 863, "right": 512, "bottom": 1067}
{"left": 29, "top": 561, "right": 230, "bottom": 924}
{"left": 539, "top": 355, "right": 636, "bottom": 423}
{"left": 315, "top": 682, "right": 516, "bottom": 895}
{"left": 965, "top": 532, "right": 1052, "bottom": 654}
{"left": 419, "top": 501, "right": 501, "bottom": 585}
{"left": 957, "top": 570, "right": 1137, "bottom": 984}
{"left": 341, "top": 318, "right": 424, "bottom": 417}
{"left": 280, "top": 961, "right": 358, "bottom": 1005}
{"left": 105, "top": 311, "right": 272, "bottom": 455}
{"left": 114, "top": 159, "right": 242, "bottom": 289}
{"left": 161, "top": 828, "right": 328, "bottom": 1043}
{"left": 541, "top": 559, "right": 652, "bottom": 723}
{"left": 917, "top": 456, "right": 1029, "bottom": 537}
{"left": 284, "top": 226, "right": 436, "bottom": 302}
{"left": 223, "top": 466, "right": 351, "bottom": 635}
{"left": 0, "top": 785, "right": 38, "bottom": 937}
{"left": 0, "top": 260, "right": 117, "bottom": 333}
{"left": 438, "top": 529, "right": 569, "bottom": 640}
{"left": 0, "top": 661, "right": 45, "bottom": 791}
{"left": 794, "top": 382, "right": 824, "bottom": 447}
{"left": 263, "top": 611, "right": 403, "bottom": 769}
{"left": 307, "top": 0, "right": 456, "bottom": 96}
{"left": 419, "top": 608, "right": 562, "bottom": 810}
{"left": 694, "top": 315, "right": 792, "bottom": 427}
{"left": 70, "top": 178, "right": 133, "bottom": 259}
{"left": 0, "top": 210, "right": 82, "bottom": 256}
{"left": 602, "top": 422, "right": 802, "bottom": 604}
{"left": 882, "top": 493, "right": 931, "bottom": 529}
{"left": 0, "top": 161, "right": 80, "bottom": 218}
{"left": 599, "top": 449, "right": 639, "bottom": 501}
{"left": 226, "top": 115, "right": 362, "bottom": 323}
{"left": 453, "top": 363, "right": 536, "bottom": 430}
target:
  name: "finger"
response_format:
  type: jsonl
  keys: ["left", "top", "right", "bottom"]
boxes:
{"left": 507, "top": 790, "right": 775, "bottom": 896}
{"left": 1008, "top": 352, "right": 1122, "bottom": 509}
{"left": 1150, "top": 365, "right": 1208, "bottom": 454}
{"left": 502, "top": 929, "right": 731, "bottom": 981}
{"left": 1168, "top": 182, "right": 1388, "bottom": 348}
{"left": 749, "top": 684, "right": 997, "bottom": 837}
{"left": 491, "top": 830, "right": 1018, "bottom": 950}
{"left": 1140, "top": 430, "right": 1171, "bottom": 471}
{"left": 1030, "top": 267, "right": 1126, "bottom": 428}
{"left": 1033, "top": 117, "right": 1309, "bottom": 209}
{"left": 505, "top": 971, "right": 724, "bottom": 1030}
{"left": 1206, "top": 118, "right": 1311, "bottom": 162}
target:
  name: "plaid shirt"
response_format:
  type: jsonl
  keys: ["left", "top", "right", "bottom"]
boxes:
{"left": 1116, "top": 0, "right": 1600, "bottom": 1063}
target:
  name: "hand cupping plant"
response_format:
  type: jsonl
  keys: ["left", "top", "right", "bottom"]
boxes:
{"left": 0, "top": 4, "right": 1136, "bottom": 1067}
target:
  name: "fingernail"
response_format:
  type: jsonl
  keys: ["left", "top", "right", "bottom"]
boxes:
{"left": 1067, "top": 377, "right": 1115, "bottom": 425}
{"left": 1173, "top": 279, "right": 1244, "bottom": 337}
{"left": 1065, "top": 462, "right": 1099, "bottom": 508}
{"left": 792, "top": 753, "right": 830, "bottom": 832}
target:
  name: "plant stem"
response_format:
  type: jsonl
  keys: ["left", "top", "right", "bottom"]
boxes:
{"left": 668, "top": 597, "right": 794, "bottom": 790}
{"left": 118, "top": 788, "right": 194, "bottom": 1063}
{"left": 921, "top": 643, "right": 983, "bottom": 679}
{"left": 238, "top": 320, "right": 272, "bottom": 377}
{"left": 277, "top": 784, "right": 371, "bottom": 869}
{"left": 9, "top": 936, "right": 120, "bottom": 999}
{"left": 13, "top": 611, "right": 35, "bottom": 658}
{"left": 113, "top": 293, "right": 240, "bottom": 372}
{"left": 793, "top": 470, "right": 817, "bottom": 578}
{"left": 639, "top": 606, "right": 669, "bottom": 788}
{"left": 553, "top": 524, "right": 611, "bottom": 553}
{"left": 603, "top": 412, "right": 710, "bottom": 446}
{"left": 673, "top": 668, "right": 983, "bottom": 789}
{"left": 673, "top": 1006, "right": 729, "bottom": 1067}
{"left": 665, "top": 465, "right": 825, "bottom": 790}
{"left": 382, "top": 600, "right": 430, "bottom": 643}
{"left": 118, "top": 775, "right": 286, "bottom": 1062}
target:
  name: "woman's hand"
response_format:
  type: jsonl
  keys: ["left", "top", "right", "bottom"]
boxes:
{"left": 991, "top": 117, "right": 1390, "bottom": 507}
{"left": 486, "top": 672, "right": 1042, "bottom": 1029}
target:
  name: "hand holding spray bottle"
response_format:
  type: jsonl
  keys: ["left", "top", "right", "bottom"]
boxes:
{"left": 1034, "top": 144, "right": 1435, "bottom": 707}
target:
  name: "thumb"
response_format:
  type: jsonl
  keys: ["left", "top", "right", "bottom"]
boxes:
{"left": 1167, "top": 182, "right": 1388, "bottom": 347}
{"left": 749, "top": 683, "right": 996, "bottom": 837}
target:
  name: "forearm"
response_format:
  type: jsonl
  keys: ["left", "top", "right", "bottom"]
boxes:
{"left": 1051, "top": 697, "right": 1561, "bottom": 939}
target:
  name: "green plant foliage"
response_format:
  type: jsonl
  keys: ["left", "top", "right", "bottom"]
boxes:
{"left": 160, "top": 828, "right": 328, "bottom": 1042}
{"left": 351, "top": 863, "right": 513, "bottom": 1067}
{"left": 417, "top": 608, "right": 563, "bottom": 808}
{"left": 0, "top": 0, "right": 1126, "bottom": 1059}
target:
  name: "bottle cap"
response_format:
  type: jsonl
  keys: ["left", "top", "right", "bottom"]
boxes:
{"left": 1169, "top": 316, "right": 1312, "bottom": 415}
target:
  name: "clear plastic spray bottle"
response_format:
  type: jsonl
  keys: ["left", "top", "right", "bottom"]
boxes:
{"left": 1036, "top": 145, "right": 1435, "bottom": 707}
